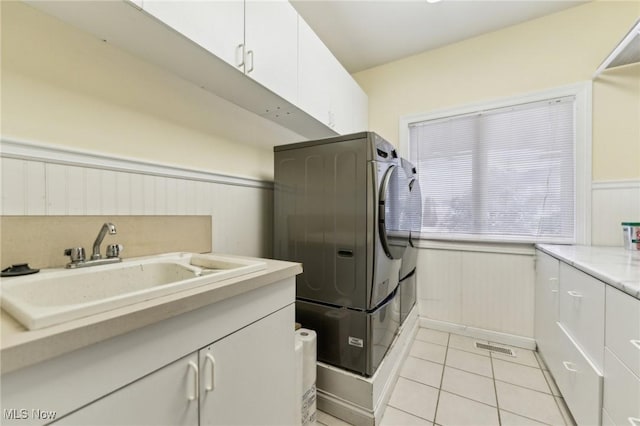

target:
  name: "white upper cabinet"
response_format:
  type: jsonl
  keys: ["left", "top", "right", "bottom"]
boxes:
{"left": 298, "top": 16, "right": 368, "bottom": 135}
{"left": 143, "top": 1, "right": 244, "bottom": 70}
{"left": 143, "top": 0, "right": 298, "bottom": 107}
{"left": 24, "top": 0, "right": 367, "bottom": 138}
{"left": 330, "top": 58, "right": 368, "bottom": 135}
{"left": 298, "top": 16, "right": 333, "bottom": 128}
{"left": 245, "top": 1, "right": 299, "bottom": 105}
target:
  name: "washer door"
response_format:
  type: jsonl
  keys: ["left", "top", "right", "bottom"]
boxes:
{"left": 379, "top": 164, "right": 411, "bottom": 259}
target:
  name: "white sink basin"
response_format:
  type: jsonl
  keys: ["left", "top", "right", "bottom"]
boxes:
{"left": 0, "top": 253, "right": 267, "bottom": 330}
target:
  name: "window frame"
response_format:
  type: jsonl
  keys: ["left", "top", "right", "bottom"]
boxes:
{"left": 399, "top": 82, "right": 592, "bottom": 245}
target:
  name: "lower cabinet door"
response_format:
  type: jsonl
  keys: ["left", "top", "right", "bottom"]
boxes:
{"left": 554, "top": 323, "right": 603, "bottom": 426}
{"left": 199, "top": 304, "right": 296, "bottom": 426}
{"left": 52, "top": 353, "right": 199, "bottom": 426}
{"left": 603, "top": 348, "right": 640, "bottom": 426}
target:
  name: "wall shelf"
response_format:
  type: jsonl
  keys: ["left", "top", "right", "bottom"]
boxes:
{"left": 594, "top": 17, "right": 640, "bottom": 77}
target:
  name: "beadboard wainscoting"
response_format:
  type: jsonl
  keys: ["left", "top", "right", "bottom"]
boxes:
{"left": 592, "top": 180, "right": 640, "bottom": 246}
{"left": 0, "top": 139, "right": 273, "bottom": 258}
{"left": 413, "top": 180, "right": 639, "bottom": 348}
{"left": 415, "top": 243, "right": 536, "bottom": 348}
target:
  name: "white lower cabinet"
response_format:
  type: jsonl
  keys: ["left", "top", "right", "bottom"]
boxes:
{"left": 554, "top": 323, "right": 603, "bottom": 426}
{"left": 1, "top": 277, "right": 296, "bottom": 426}
{"left": 559, "top": 263, "right": 605, "bottom": 370}
{"left": 604, "top": 285, "right": 640, "bottom": 426}
{"left": 534, "top": 250, "right": 560, "bottom": 358}
{"left": 603, "top": 348, "right": 640, "bottom": 426}
{"left": 605, "top": 285, "right": 640, "bottom": 378}
{"left": 534, "top": 249, "right": 605, "bottom": 425}
{"left": 53, "top": 354, "right": 199, "bottom": 426}
{"left": 535, "top": 248, "right": 640, "bottom": 426}
{"left": 198, "top": 306, "right": 295, "bottom": 426}
{"left": 51, "top": 305, "right": 295, "bottom": 426}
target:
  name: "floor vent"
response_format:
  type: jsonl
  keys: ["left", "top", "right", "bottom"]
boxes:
{"left": 474, "top": 342, "right": 515, "bottom": 356}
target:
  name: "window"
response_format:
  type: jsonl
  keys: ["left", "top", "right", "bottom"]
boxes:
{"left": 400, "top": 83, "right": 591, "bottom": 244}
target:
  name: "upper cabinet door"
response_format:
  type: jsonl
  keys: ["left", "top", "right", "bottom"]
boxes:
{"left": 142, "top": 0, "right": 244, "bottom": 70}
{"left": 298, "top": 16, "right": 333, "bottom": 127}
{"left": 331, "top": 62, "right": 368, "bottom": 135}
{"left": 244, "top": 0, "right": 298, "bottom": 105}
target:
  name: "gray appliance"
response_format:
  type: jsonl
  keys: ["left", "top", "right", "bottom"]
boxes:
{"left": 398, "top": 158, "right": 422, "bottom": 324}
{"left": 274, "top": 132, "right": 410, "bottom": 376}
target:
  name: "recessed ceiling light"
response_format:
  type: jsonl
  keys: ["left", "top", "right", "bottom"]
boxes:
{"left": 426, "top": 0, "right": 442, "bottom": 3}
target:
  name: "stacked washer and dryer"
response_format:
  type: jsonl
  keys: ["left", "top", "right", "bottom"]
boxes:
{"left": 274, "top": 132, "right": 421, "bottom": 377}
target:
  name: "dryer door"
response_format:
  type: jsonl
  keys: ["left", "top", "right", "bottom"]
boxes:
{"left": 379, "top": 164, "right": 410, "bottom": 260}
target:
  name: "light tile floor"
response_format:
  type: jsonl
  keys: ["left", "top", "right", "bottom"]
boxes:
{"left": 317, "top": 327, "right": 577, "bottom": 426}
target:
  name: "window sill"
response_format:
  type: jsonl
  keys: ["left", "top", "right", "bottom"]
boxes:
{"left": 414, "top": 239, "right": 537, "bottom": 256}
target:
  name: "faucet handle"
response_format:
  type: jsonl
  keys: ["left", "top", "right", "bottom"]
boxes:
{"left": 64, "top": 247, "right": 86, "bottom": 263}
{"left": 106, "top": 244, "right": 123, "bottom": 259}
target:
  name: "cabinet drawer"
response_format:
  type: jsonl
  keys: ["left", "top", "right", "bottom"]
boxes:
{"left": 552, "top": 323, "right": 603, "bottom": 426}
{"left": 606, "top": 285, "right": 640, "bottom": 377}
{"left": 559, "top": 263, "right": 605, "bottom": 369}
{"left": 603, "top": 348, "right": 640, "bottom": 426}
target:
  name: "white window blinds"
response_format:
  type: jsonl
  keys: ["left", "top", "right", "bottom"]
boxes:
{"left": 409, "top": 96, "right": 576, "bottom": 243}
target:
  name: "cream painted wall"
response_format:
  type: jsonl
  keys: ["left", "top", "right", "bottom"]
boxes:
{"left": 352, "top": 1, "right": 639, "bottom": 336}
{"left": 354, "top": 0, "right": 640, "bottom": 181}
{"left": 1, "top": 1, "right": 285, "bottom": 181}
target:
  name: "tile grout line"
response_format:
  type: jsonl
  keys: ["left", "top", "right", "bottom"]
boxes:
{"left": 537, "top": 354, "right": 574, "bottom": 426}
{"left": 387, "top": 406, "right": 434, "bottom": 424}
{"left": 552, "top": 394, "right": 574, "bottom": 426}
{"left": 499, "top": 407, "right": 555, "bottom": 426}
{"left": 398, "top": 376, "right": 440, "bottom": 392}
{"left": 403, "top": 359, "right": 491, "bottom": 382}
{"left": 398, "top": 330, "right": 562, "bottom": 426}
{"left": 431, "top": 332, "right": 451, "bottom": 425}
{"left": 490, "top": 352, "right": 503, "bottom": 426}
{"left": 494, "top": 378, "right": 557, "bottom": 397}
{"left": 492, "top": 350, "right": 569, "bottom": 426}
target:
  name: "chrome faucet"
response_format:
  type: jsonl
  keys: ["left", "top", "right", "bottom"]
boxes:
{"left": 92, "top": 222, "right": 117, "bottom": 260}
{"left": 64, "top": 222, "right": 123, "bottom": 268}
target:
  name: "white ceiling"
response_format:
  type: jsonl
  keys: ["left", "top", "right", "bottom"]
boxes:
{"left": 291, "top": 0, "right": 588, "bottom": 73}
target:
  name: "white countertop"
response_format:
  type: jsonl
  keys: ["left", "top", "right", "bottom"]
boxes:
{"left": 536, "top": 244, "right": 640, "bottom": 299}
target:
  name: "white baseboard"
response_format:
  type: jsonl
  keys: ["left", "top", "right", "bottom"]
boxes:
{"left": 419, "top": 317, "right": 537, "bottom": 350}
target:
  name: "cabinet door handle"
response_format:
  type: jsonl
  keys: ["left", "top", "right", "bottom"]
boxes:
{"left": 629, "top": 417, "right": 640, "bottom": 426}
{"left": 187, "top": 361, "right": 199, "bottom": 401}
{"left": 247, "top": 50, "right": 254, "bottom": 73}
{"left": 562, "top": 361, "right": 578, "bottom": 372}
{"left": 236, "top": 44, "right": 245, "bottom": 68}
{"left": 631, "top": 340, "right": 640, "bottom": 351}
{"left": 205, "top": 353, "right": 216, "bottom": 392}
{"left": 567, "top": 290, "right": 583, "bottom": 299}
